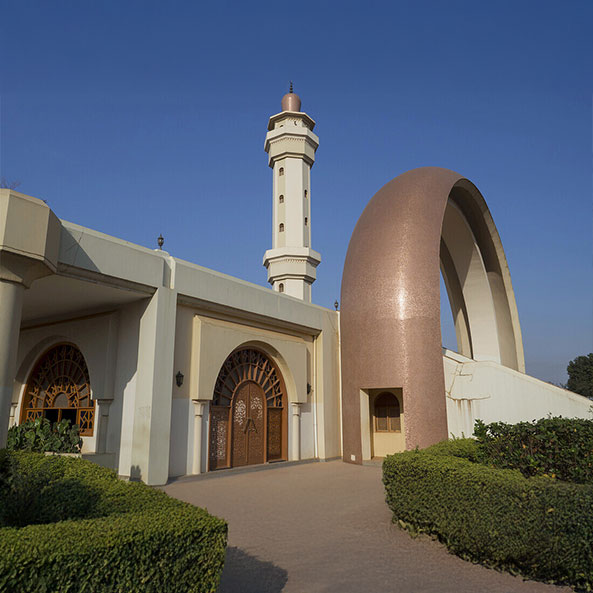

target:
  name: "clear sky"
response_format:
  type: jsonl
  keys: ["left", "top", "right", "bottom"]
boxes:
{"left": 1, "top": 0, "right": 591, "bottom": 384}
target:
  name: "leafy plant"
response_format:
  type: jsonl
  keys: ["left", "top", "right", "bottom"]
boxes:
{"left": 6, "top": 417, "right": 82, "bottom": 454}
{"left": 474, "top": 416, "right": 593, "bottom": 484}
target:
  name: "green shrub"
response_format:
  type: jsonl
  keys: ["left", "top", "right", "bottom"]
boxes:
{"left": 383, "top": 446, "right": 593, "bottom": 590}
{"left": 0, "top": 452, "right": 227, "bottom": 593}
{"left": 474, "top": 417, "right": 593, "bottom": 484}
{"left": 7, "top": 417, "right": 82, "bottom": 453}
{"left": 423, "top": 437, "right": 480, "bottom": 461}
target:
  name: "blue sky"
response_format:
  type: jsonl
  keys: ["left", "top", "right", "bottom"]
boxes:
{"left": 1, "top": 0, "right": 591, "bottom": 383}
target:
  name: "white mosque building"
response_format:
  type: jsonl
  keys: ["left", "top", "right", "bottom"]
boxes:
{"left": 0, "top": 89, "right": 589, "bottom": 485}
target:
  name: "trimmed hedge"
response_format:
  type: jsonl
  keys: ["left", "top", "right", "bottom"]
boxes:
{"left": 474, "top": 417, "right": 593, "bottom": 484}
{"left": 383, "top": 440, "right": 593, "bottom": 590}
{"left": 0, "top": 452, "right": 227, "bottom": 593}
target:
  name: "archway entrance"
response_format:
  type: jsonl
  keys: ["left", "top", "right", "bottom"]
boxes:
{"left": 370, "top": 390, "right": 404, "bottom": 458}
{"left": 208, "top": 348, "right": 287, "bottom": 471}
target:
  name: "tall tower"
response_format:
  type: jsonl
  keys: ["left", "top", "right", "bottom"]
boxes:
{"left": 263, "top": 85, "right": 321, "bottom": 302}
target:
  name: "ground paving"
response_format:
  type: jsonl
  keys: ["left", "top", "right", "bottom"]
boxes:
{"left": 163, "top": 460, "right": 571, "bottom": 593}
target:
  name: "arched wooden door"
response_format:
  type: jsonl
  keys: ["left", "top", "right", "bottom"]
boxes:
{"left": 209, "top": 348, "right": 287, "bottom": 471}
{"left": 231, "top": 382, "right": 265, "bottom": 467}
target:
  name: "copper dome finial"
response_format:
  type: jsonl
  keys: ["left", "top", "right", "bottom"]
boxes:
{"left": 281, "top": 81, "right": 301, "bottom": 112}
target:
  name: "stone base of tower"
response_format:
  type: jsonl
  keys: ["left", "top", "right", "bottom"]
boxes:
{"left": 263, "top": 246, "right": 321, "bottom": 302}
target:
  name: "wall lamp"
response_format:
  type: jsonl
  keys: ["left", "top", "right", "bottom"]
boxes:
{"left": 176, "top": 371, "right": 184, "bottom": 387}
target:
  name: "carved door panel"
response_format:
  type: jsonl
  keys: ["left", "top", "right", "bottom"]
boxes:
{"left": 247, "top": 384, "right": 265, "bottom": 465}
{"left": 231, "top": 382, "right": 265, "bottom": 467}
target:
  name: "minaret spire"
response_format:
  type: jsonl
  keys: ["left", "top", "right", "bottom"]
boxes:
{"left": 263, "top": 89, "right": 321, "bottom": 302}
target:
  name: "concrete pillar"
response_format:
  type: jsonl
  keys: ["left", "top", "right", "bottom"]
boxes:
{"left": 129, "top": 286, "right": 177, "bottom": 485}
{"left": 95, "top": 399, "right": 112, "bottom": 454}
{"left": 8, "top": 402, "right": 18, "bottom": 429}
{"left": 290, "top": 402, "right": 302, "bottom": 461}
{"left": 191, "top": 400, "right": 207, "bottom": 474}
{"left": 0, "top": 189, "right": 61, "bottom": 445}
{"left": 0, "top": 280, "right": 24, "bottom": 446}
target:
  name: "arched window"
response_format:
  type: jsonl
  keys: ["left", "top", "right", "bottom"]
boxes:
{"left": 278, "top": 283, "right": 285, "bottom": 293}
{"left": 279, "top": 195, "right": 284, "bottom": 203}
{"left": 20, "top": 343, "right": 95, "bottom": 436}
{"left": 279, "top": 167, "right": 284, "bottom": 176}
{"left": 374, "top": 392, "right": 401, "bottom": 432}
{"left": 279, "top": 223, "right": 284, "bottom": 232}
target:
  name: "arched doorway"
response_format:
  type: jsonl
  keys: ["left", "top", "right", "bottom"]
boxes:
{"left": 371, "top": 390, "right": 404, "bottom": 457}
{"left": 208, "top": 348, "right": 287, "bottom": 470}
{"left": 20, "top": 343, "right": 95, "bottom": 435}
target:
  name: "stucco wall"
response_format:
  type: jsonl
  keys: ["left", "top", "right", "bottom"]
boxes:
{"left": 15, "top": 310, "right": 124, "bottom": 455}
{"left": 168, "top": 306, "right": 341, "bottom": 477}
{"left": 444, "top": 349, "right": 592, "bottom": 437}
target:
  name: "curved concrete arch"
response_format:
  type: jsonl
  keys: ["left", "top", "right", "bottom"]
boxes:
{"left": 340, "top": 167, "right": 524, "bottom": 460}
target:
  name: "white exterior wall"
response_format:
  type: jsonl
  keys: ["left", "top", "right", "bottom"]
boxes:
{"left": 444, "top": 349, "right": 592, "bottom": 438}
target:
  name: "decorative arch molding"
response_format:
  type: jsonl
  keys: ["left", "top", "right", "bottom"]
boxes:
{"left": 208, "top": 345, "right": 288, "bottom": 470}
{"left": 19, "top": 342, "right": 95, "bottom": 435}
{"left": 340, "top": 167, "right": 524, "bottom": 460}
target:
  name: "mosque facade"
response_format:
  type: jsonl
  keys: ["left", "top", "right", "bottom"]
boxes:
{"left": 0, "top": 90, "right": 590, "bottom": 485}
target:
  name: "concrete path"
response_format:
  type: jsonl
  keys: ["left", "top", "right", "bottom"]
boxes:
{"left": 163, "top": 461, "right": 571, "bottom": 593}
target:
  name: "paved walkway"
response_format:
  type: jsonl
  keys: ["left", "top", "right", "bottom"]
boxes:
{"left": 163, "top": 461, "right": 571, "bottom": 593}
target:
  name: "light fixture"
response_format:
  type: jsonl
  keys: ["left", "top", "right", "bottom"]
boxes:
{"left": 175, "top": 371, "right": 184, "bottom": 387}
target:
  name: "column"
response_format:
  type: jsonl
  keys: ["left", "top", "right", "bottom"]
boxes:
{"left": 191, "top": 400, "right": 207, "bottom": 474}
{"left": 0, "top": 189, "right": 61, "bottom": 445}
{"left": 95, "top": 399, "right": 112, "bottom": 454}
{"left": 0, "top": 281, "right": 25, "bottom": 446}
{"left": 130, "top": 286, "right": 177, "bottom": 485}
{"left": 290, "top": 402, "right": 302, "bottom": 461}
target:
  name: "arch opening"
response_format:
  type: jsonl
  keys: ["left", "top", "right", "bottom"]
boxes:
{"left": 440, "top": 271, "right": 459, "bottom": 354}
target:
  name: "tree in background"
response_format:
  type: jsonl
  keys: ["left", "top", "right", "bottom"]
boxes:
{"left": 567, "top": 353, "right": 593, "bottom": 399}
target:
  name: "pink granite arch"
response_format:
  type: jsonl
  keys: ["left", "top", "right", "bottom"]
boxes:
{"left": 340, "top": 167, "right": 524, "bottom": 462}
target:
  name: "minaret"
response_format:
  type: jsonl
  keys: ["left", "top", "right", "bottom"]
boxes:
{"left": 263, "top": 85, "right": 321, "bottom": 302}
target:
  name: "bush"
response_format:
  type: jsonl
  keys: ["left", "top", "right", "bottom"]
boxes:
{"left": 383, "top": 444, "right": 593, "bottom": 590}
{"left": 7, "top": 417, "right": 82, "bottom": 453}
{"left": 0, "top": 452, "right": 227, "bottom": 593}
{"left": 474, "top": 417, "right": 593, "bottom": 484}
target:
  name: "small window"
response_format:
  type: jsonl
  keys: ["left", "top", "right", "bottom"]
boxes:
{"left": 279, "top": 167, "right": 284, "bottom": 176}
{"left": 279, "top": 223, "right": 284, "bottom": 232}
{"left": 304, "top": 190, "right": 308, "bottom": 198}
{"left": 374, "top": 392, "right": 401, "bottom": 432}
{"left": 279, "top": 195, "right": 284, "bottom": 203}
{"left": 278, "top": 283, "right": 284, "bottom": 293}
{"left": 304, "top": 217, "right": 308, "bottom": 226}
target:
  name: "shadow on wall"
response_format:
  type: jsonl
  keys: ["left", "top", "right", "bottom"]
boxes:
{"left": 219, "top": 547, "right": 288, "bottom": 593}
{"left": 129, "top": 465, "right": 142, "bottom": 481}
